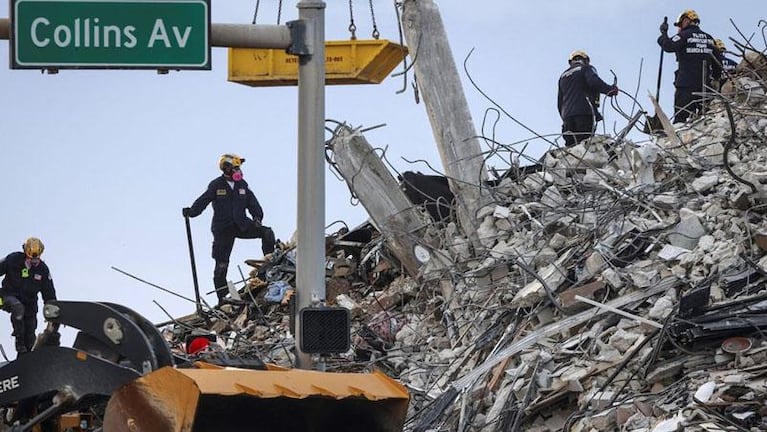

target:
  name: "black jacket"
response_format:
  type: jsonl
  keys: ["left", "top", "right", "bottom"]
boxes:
{"left": 721, "top": 56, "right": 737, "bottom": 75}
{"left": 188, "top": 175, "right": 265, "bottom": 233}
{"left": 658, "top": 25, "right": 722, "bottom": 89}
{"left": 558, "top": 60, "right": 614, "bottom": 120}
{"left": 0, "top": 252, "right": 56, "bottom": 307}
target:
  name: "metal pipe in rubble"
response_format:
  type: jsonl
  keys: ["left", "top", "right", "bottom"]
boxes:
{"left": 295, "top": 0, "right": 326, "bottom": 370}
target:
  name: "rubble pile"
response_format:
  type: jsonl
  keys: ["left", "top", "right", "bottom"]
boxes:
{"left": 164, "top": 222, "right": 405, "bottom": 369}
{"left": 162, "top": 54, "right": 767, "bottom": 431}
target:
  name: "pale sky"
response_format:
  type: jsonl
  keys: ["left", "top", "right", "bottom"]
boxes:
{"left": 0, "top": 0, "right": 761, "bottom": 354}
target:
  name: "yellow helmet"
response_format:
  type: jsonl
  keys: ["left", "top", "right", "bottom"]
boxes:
{"left": 714, "top": 39, "right": 726, "bottom": 52}
{"left": 218, "top": 153, "right": 245, "bottom": 171}
{"left": 674, "top": 9, "right": 699, "bottom": 26}
{"left": 568, "top": 50, "right": 589, "bottom": 63}
{"left": 23, "top": 237, "right": 44, "bottom": 259}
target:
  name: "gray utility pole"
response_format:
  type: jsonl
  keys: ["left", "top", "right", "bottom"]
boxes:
{"left": 0, "top": 2, "right": 326, "bottom": 370}
{"left": 400, "top": 0, "right": 487, "bottom": 249}
{"left": 294, "top": 0, "right": 326, "bottom": 370}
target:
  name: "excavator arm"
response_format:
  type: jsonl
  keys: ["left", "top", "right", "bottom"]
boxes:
{"left": 0, "top": 347, "right": 140, "bottom": 406}
{"left": 0, "top": 346, "right": 141, "bottom": 431}
{"left": 42, "top": 301, "right": 174, "bottom": 373}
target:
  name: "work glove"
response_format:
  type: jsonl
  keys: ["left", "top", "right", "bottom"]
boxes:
{"left": 182, "top": 207, "right": 192, "bottom": 217}
{"left": 607, "top": 86, "right": 619, "bottom": 97}
{"left": 711, "top": 80, "right": 721, "bottom": 92}
{"left": 659, "top": 20, "right": 668, "bottom": 34}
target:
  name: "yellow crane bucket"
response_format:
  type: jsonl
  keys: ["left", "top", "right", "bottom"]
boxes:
{"left": 228, "top": 39, "right": 408, "bottom": 87}
{"left": 103, "top": 364, "right": 410, "bottom": 432}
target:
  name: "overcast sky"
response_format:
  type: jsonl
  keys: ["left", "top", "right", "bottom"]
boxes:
{"left": 0, "top": 0, "right": 762, "bottom": 354}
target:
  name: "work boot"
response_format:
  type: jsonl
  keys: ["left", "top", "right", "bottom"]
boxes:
{"left": 15, "top": 340, "right": 28, "bottom": 357}
{"left": 261, "top": 227, "right": 276, "bottom": 255}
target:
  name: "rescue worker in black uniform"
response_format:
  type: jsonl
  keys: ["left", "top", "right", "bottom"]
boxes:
{"left": 0, "top": 237, "right": 57, "bottom": 356}
{"left": 183, "top": 154, "right": 276, "bottom": 303}
{"left": 557, "top": 50, "right": 619, "bottom": 147}
{"left": 658, "top": 9, "right": 722, "bottom": 123}
{"left": 714, "top": 39, "right": 738, "bottom": 86}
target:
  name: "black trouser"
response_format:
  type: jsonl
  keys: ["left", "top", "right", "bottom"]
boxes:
{"left": 561, "top": 115, "right": 595, "bottom": 147}
{"left": 211, "top": 223, "right": 276, "bottom": 300}
{"left": 673, "top": 86, "right": 703, "bottom": 123}
{"left": 2, "top": 296, "right": 37, "bottom": 354}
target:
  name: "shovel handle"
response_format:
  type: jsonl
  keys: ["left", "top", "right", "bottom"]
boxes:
{"left": 656, "top": 16, "right": 667, "bottom": 100}
{"left": 184, "top": 215, "right": 202, "bottom": 315}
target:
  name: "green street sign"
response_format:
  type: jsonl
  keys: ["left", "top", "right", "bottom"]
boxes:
{"left": 11, "top": 0, "right": 210, "bottom": 69}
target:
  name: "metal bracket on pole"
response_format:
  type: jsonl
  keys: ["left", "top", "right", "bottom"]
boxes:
{"left": 286, "top": 20, "right": 310, "bottom": 57}
{"left": 0, "top": 18, "right": 8, "bottom": 40}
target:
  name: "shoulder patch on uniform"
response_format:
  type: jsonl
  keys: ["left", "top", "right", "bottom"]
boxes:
{"left": 239, "top": 189, "right": 246, "bottom": 195}
{"left": 672, "top": 35, "right": 681, "bottom": 42}
{"left": 216, "top": 189, "right": 227, "bottom": 196}
{"left": 34, "top": 274, "right": 42, "bottom": 281}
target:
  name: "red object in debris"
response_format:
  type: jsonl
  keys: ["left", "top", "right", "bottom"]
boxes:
{"left": 187, "top": 337, "right": 211, "bottom": 355}
{"left": 721, "top": 336, "right": 752, "bottom": 354}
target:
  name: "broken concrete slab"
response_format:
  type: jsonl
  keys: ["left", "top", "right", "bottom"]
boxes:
{"left": 668, "top": 208, "right": 707, "bottom": 249}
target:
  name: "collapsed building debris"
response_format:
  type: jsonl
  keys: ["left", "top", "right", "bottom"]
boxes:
{"left": 156, "top": 30, "right": 767, "bottom": 432}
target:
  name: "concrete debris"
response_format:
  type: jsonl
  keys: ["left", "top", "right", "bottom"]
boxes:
{"left": 157, "top": 37, "right": 767, "bottom": 432}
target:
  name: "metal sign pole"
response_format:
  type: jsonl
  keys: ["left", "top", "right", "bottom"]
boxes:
{"left": 295, "top": 0, "right": 325, "bottom": 370}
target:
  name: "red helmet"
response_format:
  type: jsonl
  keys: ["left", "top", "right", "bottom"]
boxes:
{"left": 186, "top": 337, "right": 211, "bottom": 355}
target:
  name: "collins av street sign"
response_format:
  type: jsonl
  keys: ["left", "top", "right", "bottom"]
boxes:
{"left": 10, "top": 0, "right": 210, "bottom": 69}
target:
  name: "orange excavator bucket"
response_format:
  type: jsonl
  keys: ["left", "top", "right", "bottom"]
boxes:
{"left": 104, "top": 363, "right": 410, "bottom": 432}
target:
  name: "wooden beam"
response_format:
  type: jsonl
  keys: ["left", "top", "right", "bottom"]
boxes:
{"left": 401, "top": 0, "right": 487, "bottom": 246}
{"left": 329, "top": 126, "right": 424, "bottom": 277}
{"left": 486, "top": 357, "right": 512, "bottom": 393}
